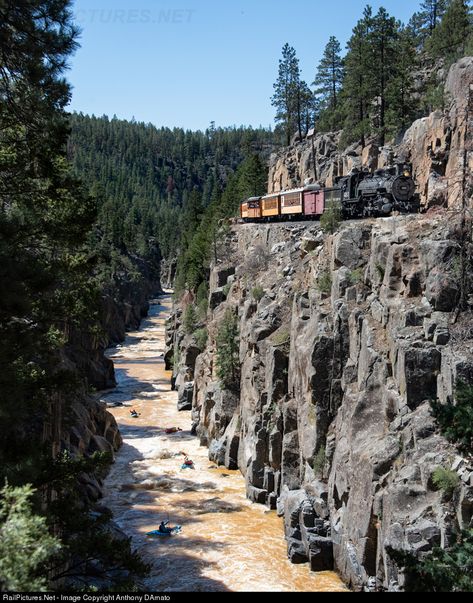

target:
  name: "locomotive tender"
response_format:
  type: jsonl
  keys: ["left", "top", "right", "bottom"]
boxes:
{"left": 240, "top": 163, "right": 420, "bottom": 222}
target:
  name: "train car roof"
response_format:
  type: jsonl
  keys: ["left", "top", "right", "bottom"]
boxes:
{"left": 279, "top": 187, "right": 304, "bottom": 195}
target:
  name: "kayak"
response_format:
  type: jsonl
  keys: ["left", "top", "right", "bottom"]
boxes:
{"left": 181, "top": 463, "right": 195, "bottom": 470}
{"left": 146, "top": 525, "right": 182, "bottom": 537}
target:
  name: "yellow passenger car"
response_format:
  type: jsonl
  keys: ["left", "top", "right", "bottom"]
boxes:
{"left": 280, "top": 188, "right": 304, "bottom": 216}
{"left": 261, "top": 193, "right": 280, "bottom": 218}
{"left": 240, "top": 197, "right": 262, "bottom": 221}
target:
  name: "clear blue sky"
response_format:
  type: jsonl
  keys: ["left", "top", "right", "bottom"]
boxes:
{"left": 68, "top": 0, "right": 421, "bottom": 131}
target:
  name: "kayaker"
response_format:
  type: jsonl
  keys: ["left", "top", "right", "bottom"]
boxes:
{"left": 159, "top": 520, "right": 171, "bottom": 534}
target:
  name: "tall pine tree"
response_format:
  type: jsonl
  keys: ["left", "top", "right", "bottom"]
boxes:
{"left": 272, "top": 43, "right": 312, "bottom": 144}
{"left": 386, "top": 26, "right": 420, "bottom": 137}
{"left": 427, "top": 0, "right": 473, "bottom": 64}
{"left": 410, "top": 0, "right": 449, "bottom": 44}
{"left": 342, "top": 7, "right": 374, "bottom": 147}
{"left": 0, "top": 0, "right": 97, "bottom": 480}
{"left": 313, "top": 36, "right": 344, "bottom": 130}
{"left": 370, "top": 8, "right": 400, "bottom": 145}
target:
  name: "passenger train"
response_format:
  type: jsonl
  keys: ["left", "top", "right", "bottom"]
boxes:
{"left": 240, "top": 163, "right": 420, "bottom": 222}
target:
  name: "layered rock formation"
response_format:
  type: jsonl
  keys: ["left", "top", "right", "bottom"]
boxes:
{"left": 167, "top": 215, "right": 473, "bottom": 591}
{"left": 268, "top": 57, "right": 473, "bottom": 210}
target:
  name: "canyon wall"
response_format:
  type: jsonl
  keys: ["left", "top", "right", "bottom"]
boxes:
{"left": 167, "top": 215, "right": 473, "bottom": 591}
{"left": 45, "top": 253, "right": 162, "bottom": 499}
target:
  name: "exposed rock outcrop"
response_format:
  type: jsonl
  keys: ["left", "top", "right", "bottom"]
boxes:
{"left": 267, "top": 57, "right": 473, "bottom": 210}
{"left": 167, "top": 214, "right": 473, "bottom": 591}
{"left": 66, "top": 253, "right": 163, "bottom": 391}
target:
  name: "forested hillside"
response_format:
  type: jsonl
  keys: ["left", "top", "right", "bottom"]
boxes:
{"left": 68, "top": 114, "right": 274, "bottom": 259}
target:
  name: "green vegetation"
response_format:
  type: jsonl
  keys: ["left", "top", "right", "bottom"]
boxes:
{"left": 196, "top": 281, "right": 209, "bottom": 320}
{"left": 174, "top": 153, "right": 268, "bottom": 296}
{"left": 349, "top": 268, "right": 364, "bottom": 285}
{"left": 312, "top": 446, "right": 326, "bottom": 478}
{"left": 313, "top": 37, "right": 344, "bottom": 132}
{"left": 216, "top": 309, "right": 240, "bottom": 389}
{"left": 272, "top": 327, "right": 291, "bottom": 350}
{"left": 431, "top": 466, "right": 460, "bottom": 496}
{"left": 431, "top": 381, "right": 473, "bottom": 453}
{"left": 410, "top": 1, "right": 449, "bottom": 43}
{"left": 273, "top": 2, "right": 473, "bottom": 147}
{"left": 320, "top": 201, "right": 342, "bottom": 234}
{"left": 70, "top": 116, "right": 274, "bottom": 262}
{"left": 317, "top": 270, "right": 333, "bottom": 295}
{"left": 399, "top": 379, "right": 473, "bottom": 589}
{"left": 0, "top": 485, "right": 61, "bottom": 591}
{"left": 426, "top": 0, "right": 472, "bottom": 65}
{"left": 183, "top": 304, "right": 198, "bottom": 335}
{"left": 389, "top": 529, "right": 473, "bottom": 592}
{"left": 194, "top": 328, "right": 208, "bottom": 351}
{"left": 272, "top": 43, "right": 315, "bottom": 145}
{"left": 0, "top": 1, "right": 153, "bottom": 589}
{"left": 251, "top": 285, "right": 265, "bottom": 302}
{"left": 223, "top": 283, "right": 232, "bottom": 298}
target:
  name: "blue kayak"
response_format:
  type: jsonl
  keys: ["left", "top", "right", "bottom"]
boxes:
{"left": 146, "top": 525, "right": 182, "bottom": 537}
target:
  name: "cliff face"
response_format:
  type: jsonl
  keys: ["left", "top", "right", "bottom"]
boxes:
{"left": 168, "top": 215, "right": 473, "bottom": 591}
{"left": 47, "top": 254, "right": 162, "bottom": 499}
{"left": 66, "top": 253, "right": 163, "bottom": 391}
{"left": 267, "top": 58, "right": 473, "bottom": 210}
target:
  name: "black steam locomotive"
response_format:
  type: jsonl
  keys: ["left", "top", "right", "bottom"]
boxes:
{"left": 330, "top": 163, "right": 419, "bottom": 218}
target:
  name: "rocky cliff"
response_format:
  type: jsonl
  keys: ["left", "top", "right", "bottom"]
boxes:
{"left": 268, "top": 58, "right": 473, "bottom": 210}
{"left": 167, "top": 214, "right": 473, "bottom": 591}
{"left": 46, "top": 253, "right": 162, "bottom": 501}
{"left": 66, "top": 253, "right": 163, "bottom": 391}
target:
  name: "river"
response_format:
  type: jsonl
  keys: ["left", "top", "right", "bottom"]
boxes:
{"left": 101, "top": 295, "right": 347, "bottom": 592}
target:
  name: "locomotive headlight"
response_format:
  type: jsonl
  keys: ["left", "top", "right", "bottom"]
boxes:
{"left": 403, "top": 170, "right": 411, "bottom": 177}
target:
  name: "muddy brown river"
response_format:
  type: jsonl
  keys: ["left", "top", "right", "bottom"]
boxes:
{"left": 102, "top": 295, "right": 347, "bottom": 592}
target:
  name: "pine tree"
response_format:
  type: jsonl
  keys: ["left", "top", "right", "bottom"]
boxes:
{"left": 386, "top": 26, "right": 419, "bottom": 137}
{"left": 0, "top": 0, "right": 97, "bottom": 480}
{"left": 216, "top": 308, "right": 240, "bottom": 389}
{"left": 313, "top": 37, "right": 344, "bottom": 130}
{"left": 0, "top": 484, "right": 61, "bottom": 591}
{"left": 302, "top": 89, "right": 322, "bottom": 135}
{"left": 370, "top": 7, "right": 400, "bottom": 145}
{"left": 342, "top": 7, "right": 375, "bottom": 147}
{"left": 272, "top": 43, "right": 309, "bottom": 144}
{"left": 427, "top": 0, "right": 472, "bottom": 64}
{"left": 413, "top": 1, "right": 449, "bottom": 38}
{"left": 183, "top": 304, "right": 198, "bottom": 335}
{"left": 237, "top": 154, "right": 268, "bottom": 199}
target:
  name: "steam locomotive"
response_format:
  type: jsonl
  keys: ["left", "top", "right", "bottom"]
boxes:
{"left": 240, "top": 163, "right": 420, "bottom": 222}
